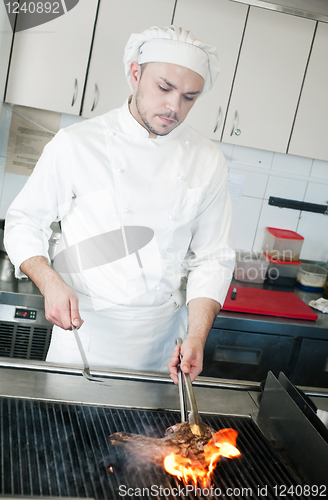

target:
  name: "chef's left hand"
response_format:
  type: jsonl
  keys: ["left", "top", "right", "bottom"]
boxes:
{"left": 168, "top": 336, "right": 204, "bottom": 385}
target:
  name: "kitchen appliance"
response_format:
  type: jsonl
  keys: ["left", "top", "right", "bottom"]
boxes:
{"left": 0, "top": 219, "right": 53, "bottom": 361}
{"left": 0, "top": 361, "right": 327, "bottom": 500}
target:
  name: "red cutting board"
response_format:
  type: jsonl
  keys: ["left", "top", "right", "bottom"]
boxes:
{"left": 222, "top": 286, "right": 318, "bottom": 320}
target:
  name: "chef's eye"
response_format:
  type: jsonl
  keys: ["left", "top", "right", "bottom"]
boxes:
{"left": 159, "top": 86, "right": 169, "bottom": 92}
{"left": 184, "top": 95, "right": 194, "bottom": 101}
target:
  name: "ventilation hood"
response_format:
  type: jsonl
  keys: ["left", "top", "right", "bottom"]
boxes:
{"left": 230, "top": 0, "right": 328, "bottom": 23}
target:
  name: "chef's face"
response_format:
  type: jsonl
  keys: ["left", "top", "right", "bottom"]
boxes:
{"left": 129, "top": 61, "right": 204, "bottom": 138}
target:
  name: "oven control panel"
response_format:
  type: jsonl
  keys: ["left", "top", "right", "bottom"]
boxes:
{"left": 0, "top": 303, "right": 50, "bottom": 326}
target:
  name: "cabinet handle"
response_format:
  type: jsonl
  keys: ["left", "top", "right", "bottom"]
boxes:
{"left": 71, "top": 78, "right": 78, "bottom": 107}
{"left": 91, "top": 83, "right": 99, "bottom": 112}
{"left": 213, "top": 345, "right": 262, "bottom": 365}
{"left": 230, "top": 110, "right": 239, "bottom": 136}
{"left": 213, "top": 106, "right": 222, "bottom": 134}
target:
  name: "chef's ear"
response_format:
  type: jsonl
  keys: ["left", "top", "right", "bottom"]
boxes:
{"left": 130, "top": 61, "right": 142, "bottom": 89}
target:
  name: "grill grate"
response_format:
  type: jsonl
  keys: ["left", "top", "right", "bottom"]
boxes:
{"left": 0, "top": 397, "right": 312, "bottom": 500}
{"left": 0, "top": 322, "right": 52, "bottom": 360}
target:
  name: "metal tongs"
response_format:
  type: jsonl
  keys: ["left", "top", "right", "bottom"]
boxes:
{"left": 72, "top": 325, "right": 103, "bottom": 383}
{"left": 175, "top": 337, "right": 204, "bottom": 437}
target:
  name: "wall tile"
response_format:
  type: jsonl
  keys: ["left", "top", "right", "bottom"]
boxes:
{"left": 229, "top": 166, "right": 268, "bottom": 198}
{"left": 231, "top": 196, "right": 262, "bottom": 251}
{"left": 0, "top": 173, "right": 29, "bottom": 219}
{"left": 311, "top": 159, "right": 328, "bottom": 180}
{"left": 230, "top": 145, "right": 274, "bottom": 169}
{"left": 271, "top": 152, "right": 312, "bottom": 176}
{"left": 264, "top": 175, "right": 307, "bottom": 201}
{"left": 253, "top": 203, "right": 301, "bottom": 252}
{"left": 304, "top": 182, "right": 328, "bottom": 205}
{"left": 216, "top": 141, "right": 233, "bottom": 162}
{"left": 297, "top": 212, "right": 328, "bottom": 262}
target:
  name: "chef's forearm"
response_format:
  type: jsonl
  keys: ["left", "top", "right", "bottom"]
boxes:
{"left": 186, "top": 297, "right": 221, "bottom": 346}
{"left": 20, "top": 255, "right": 64, "bottom": 296}
{"left": 20, "top": 256, "right": 83, "bottom": 329}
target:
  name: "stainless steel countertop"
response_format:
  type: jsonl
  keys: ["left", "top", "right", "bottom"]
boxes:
{"left": 213, "top": 278, "right": 328, "bottom": 338}
{"left": 0, "top": 359, "right": 260, "bottom": 419}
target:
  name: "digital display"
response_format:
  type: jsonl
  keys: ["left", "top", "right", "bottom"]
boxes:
{"left": 15, "top": 308, "right": 37, "bottom": 320}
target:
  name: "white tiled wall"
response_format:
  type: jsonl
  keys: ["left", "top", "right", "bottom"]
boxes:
{"left": 221, "top": 140, "right": 328, "bottom": 263}
{"left": 0, "top": 102, "right": 327, "bottom": 263}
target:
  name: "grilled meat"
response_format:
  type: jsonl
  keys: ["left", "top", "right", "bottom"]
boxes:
{"left": 109, "top": 421, "right": 215, "bottom": 467}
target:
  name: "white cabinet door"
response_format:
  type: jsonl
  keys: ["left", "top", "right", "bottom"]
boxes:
{"left": 221, "top": 7, "right": 315, "bottom": 153}
{"left": 82, "top": 0, "right": 175, "bottom": 118}
{"left": 288, "top": 22, "right": 328, "bottom": 162}
{"left": 172, "top": 0, "right": 248, "bottom": 141}
{"left": 5, "top": 0, "right": 98, "bottom": 115}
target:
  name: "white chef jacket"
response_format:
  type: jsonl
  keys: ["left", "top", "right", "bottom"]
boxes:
{"left": 4, "top": 99, "right": 235, "bottom": 372}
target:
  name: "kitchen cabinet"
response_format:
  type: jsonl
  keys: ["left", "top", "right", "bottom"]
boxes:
{"left": 81, "top": 0, "right": 175, "bottom": 118}
{"left": 202, "top": 328, "right": 295, "bottom": 382}
{"left": 288, "top": 22, "right": 328, "bottom": 162}
{"left": 221, "top": 7, "right": 315, "bottom": 153}
{"left": 172, "top": 0, "right": 248, "bottom": 140}
{"left": 5, "top": 0, "right": 99, "bottom": 115}
{"left": 202, "top": 282, "right": 328, "bottom": 389}
{"left": 293, "top": 338, "right": 328, "bottom": 387}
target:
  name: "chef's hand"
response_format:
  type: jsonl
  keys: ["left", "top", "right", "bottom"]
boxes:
{"left": 20, "top": 255, "right": 84, "bottom": 330}
{"left": 168, "top": 336, "right": 204, "bottom": 385}
{"left": 43, "top": 278, "right": 84, "bottom": 330}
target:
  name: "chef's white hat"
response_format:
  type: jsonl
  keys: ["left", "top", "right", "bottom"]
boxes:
{"left": 124, "top": 25, "right": 220, "bottom": 96}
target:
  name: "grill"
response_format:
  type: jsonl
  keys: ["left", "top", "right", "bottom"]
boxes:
{"left": 0, "top": 399, "right": 311, "bottom": 500}
{"left": 0, "top": 363, "right": 327, "bottom": 500}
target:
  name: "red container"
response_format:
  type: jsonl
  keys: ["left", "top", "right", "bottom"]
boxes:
{"left": 264, "top": 253, "right": 301, "bottom": 286}
{"left": 262, "top": 227, "right": 304, "bottom": 262}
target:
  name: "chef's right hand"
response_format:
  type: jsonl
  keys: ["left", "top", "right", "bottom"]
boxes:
{"left": 43, "top": 279, "right": 84, "bottom": 330}
{"left": 20, "top": 255, "right": 84, "bottom": 330}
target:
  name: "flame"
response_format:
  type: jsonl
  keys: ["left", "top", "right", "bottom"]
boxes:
{"left": 164, "top": 428, "right": 241, "bottom": 487}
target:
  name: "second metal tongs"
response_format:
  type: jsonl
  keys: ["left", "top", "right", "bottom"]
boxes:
{"left": 175, "top": 337, "right": 204, "bottom": 437}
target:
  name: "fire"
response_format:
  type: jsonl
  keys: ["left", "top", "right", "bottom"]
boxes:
{"left": 164, "top": 428, "right": 241, "bottom": 487}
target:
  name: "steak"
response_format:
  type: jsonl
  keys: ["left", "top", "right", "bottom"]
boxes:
{"left": 109, "top": 421, "right": 216, "bottom": 467}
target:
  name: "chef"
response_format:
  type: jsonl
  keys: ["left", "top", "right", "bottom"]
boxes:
{"left": 4, "top": 26, "right": 235, "bottom": 383}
